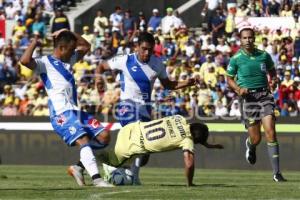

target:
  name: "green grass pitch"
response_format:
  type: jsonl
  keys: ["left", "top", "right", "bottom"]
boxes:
{"left": 0, "top": 166, "right": 300, "bottom": 199}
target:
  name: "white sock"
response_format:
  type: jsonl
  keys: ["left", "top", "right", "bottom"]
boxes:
{"left": 80, "top": 145, "right": 99, "bottom": 178}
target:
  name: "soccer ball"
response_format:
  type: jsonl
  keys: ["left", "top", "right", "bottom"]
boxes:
{"left": 110, "top": 168, "right": 133, "bottom": 186}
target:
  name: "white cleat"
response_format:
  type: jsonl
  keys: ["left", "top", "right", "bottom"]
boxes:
{"left": 67, "top": 165, "right": 85, "bottom": 186}
{"left": 93, "top": 178, "right": 115, "bottom": 187}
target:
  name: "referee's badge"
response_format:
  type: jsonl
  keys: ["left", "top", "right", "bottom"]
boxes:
{"left": 260, "top": 63, "right": 266, "bottom": 72}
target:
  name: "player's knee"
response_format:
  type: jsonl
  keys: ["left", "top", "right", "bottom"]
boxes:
{"left": 251, "top": 136, "right": 261, "bottom": 145}
{"left": 264, "top": 129, "right": 276, "bottom": 141}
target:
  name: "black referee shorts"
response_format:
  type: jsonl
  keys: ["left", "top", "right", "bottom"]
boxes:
{"left": 239, "top": 90, "right": 275, "bottom": 129}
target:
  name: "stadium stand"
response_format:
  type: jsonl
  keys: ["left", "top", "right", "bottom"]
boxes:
{"left": 0, "top": 0, "right": 300, "bottom": 119}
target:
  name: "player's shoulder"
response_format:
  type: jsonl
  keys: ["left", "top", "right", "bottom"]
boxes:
{"left": 110, "top": 53, "right": 128, "bottom": 62}
{"left": 35, "top": 55, "right": 48, "bottom": 61}
{"left": 232, "top": 51, "right": 242, "bottom": 60}
{"left": 148, "top": 55, "right": 164, "bottom": 68}
{"left": 257, "top": 49, "right": 271, "bottom": 57}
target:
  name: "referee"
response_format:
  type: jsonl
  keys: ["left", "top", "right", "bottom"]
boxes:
{"left": 226, "top": 26, "right": 286, "bottom": 182}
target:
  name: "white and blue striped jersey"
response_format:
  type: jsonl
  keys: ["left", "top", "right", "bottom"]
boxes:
{"left": 108, "top": 53, "right": 168, "bottom": 104}
{"left": 34, "top": 53, "right": 79, "bottom": 117}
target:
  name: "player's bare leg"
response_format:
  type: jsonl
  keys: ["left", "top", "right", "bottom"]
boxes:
{"left": 245, "top": 124, "right": 261, "bottom": 165}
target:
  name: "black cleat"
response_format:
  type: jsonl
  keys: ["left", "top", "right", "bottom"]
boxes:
{"left": 273, "top": 173, "right": 287, "bottom": 182}
{"left": 245, "top": 138, "right": 256, "bottom": 165}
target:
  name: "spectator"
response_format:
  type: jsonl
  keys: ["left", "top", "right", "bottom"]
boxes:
{"left": 215, "top": 100, "right": 228, "bottom": 116}
{"left": 203, "top": 0, "right": 223, "bottom": 31}
{"left": 93, "top": 9, "right": 108, "bottom": 37}
{"left": 117, "top": 40, "right": 130, "bottom": 55}
{"left": 281, "top": 71, "right": 294, "bottom": 87}
{"left": 137, "top": 11, "right": 147, "bottom": 32}
{"left": 2, "top": 101, "right": 18, "bottom": 116}
{"left": 121, "top": 10, "right": 136, "bottom": 36}
{"left": 161, "top": 7, "right": 176, "bottom": 34}
{"left": 81, "top": 26, "right": 95, "bottom": 50}
{"left": 280, "top": 3, "right": 293, "bottom": 17}
{"left": 32, "top": 14, "right": 46, "bottom": 38}
{"left": 153, "top": 37, "right": 164, "bottom": 57}
{"left": 5, "top": 2, "right": 16, "bottom": 19}
{"left": 236, "top": 4, "right": 249, "bottom": 17}
{"left": 229, "top": 99, "right": 241, "bottom": 117}
{"left": 148, "top": 8, "right": 161, "bottom": 32}
{"left": 109, "top": 6, "right": 123, "bottom": 32}
{"left": 294, "top": 30, "right": 300, "bottom": 59}
{"left": 51, "top": 7, "right": 70, "bottom": 33}
{"left": 211, "top": 8, "right": 226, "bottom": 45}
{"left": 266, "top": 0, "right": 281, "bottom": 16}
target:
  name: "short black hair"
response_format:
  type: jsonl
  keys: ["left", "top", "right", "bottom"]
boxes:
{"left": 138, "top": 32, "right": 155, "bottom": 46}
{"left": 190, "top": 123, "right": 209, "bottom": 145}
{"left": 53, "top": 31, "right": 77, "bottom": 48}
{"left": 239, "top": 28, "right": 255, "bottom": 37}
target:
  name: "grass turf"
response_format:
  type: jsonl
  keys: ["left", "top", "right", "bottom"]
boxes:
{"left": 0, "top": 165, "right": 299, "bottom": 200}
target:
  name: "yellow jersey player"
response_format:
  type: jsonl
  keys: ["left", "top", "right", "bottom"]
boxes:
{"left": 98, "top": 115, "right": 223, "bottom": 186}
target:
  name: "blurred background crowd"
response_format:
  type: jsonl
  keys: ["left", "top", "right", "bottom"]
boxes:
{"left": 0, "top": 0, "right": 300, "bottom": 118}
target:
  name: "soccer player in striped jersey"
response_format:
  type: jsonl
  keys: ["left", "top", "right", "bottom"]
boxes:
{"left": 93, "top": 32, "right": 200, "bottom": 184}
{"left": 20, "top": 29, "right": 113, "bottom": 187}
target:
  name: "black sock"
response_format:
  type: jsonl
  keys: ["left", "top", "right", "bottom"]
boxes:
{"left": 92, "top": 174, "right": 101, "bottom": 180}
{"left": 77, "top": 161, "right": 85, "bottom": 170}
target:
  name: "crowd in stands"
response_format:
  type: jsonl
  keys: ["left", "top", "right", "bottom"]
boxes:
{"left": 1, "top": 0, "right": 300, "bottom": 119}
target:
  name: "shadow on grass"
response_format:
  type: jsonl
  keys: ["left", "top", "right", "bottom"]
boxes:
{"left": 158, "top": 183, "right": 236, "bottom": 188}
{"left": 0, "top": 188, "right": 85, "bottom": 191}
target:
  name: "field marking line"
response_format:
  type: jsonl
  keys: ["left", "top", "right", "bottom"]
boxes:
{"left": 89, "top": 188, "right": 171, "bottom": 198}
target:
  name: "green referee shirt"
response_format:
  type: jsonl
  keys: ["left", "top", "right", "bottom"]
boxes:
{"left": 226, "top": 48, "right": 274, "bottom": 89}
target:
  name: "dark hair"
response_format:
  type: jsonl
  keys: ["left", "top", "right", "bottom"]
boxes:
{"left": 53, "top": 31, "right": 77, "bottom": 48}
{"left": 239, "top": 28, "right": 254, "bottom": 37}
{"left": 138, "top": 32, "right": 155, "bottom": 46}
{"left": 190, "top": 123, "right": 209, "bottom": 145}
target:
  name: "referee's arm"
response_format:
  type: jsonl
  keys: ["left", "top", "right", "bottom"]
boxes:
{"left": 226, "top": 74, "right": 248, "bottom": 96}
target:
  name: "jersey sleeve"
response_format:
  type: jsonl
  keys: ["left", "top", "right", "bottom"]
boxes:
{"left": 107, "top": 54, "right": 127, "bottom": 71}
{"left": 157, "top": 59, "right": 168, "bottom": 79}
{"left": 180, "top": 136, "right": 194, "bottom": 153}
{"left": 34, "top": 57, "right": 45, "bottom": 75}
{"left": 226, "top": 57, "right": 238, "bottom": 77}
{"left": 265, "top": 52, "right": 274, "bottom": 71}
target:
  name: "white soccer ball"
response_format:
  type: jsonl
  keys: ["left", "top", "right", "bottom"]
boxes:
{"left": 110, "top": 168, "right": 133, "bottom": 186}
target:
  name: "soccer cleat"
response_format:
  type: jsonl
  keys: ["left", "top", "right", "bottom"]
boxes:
{"left": 93, "top": 178, "right": 115, "bottom": 187}
{"left": 245, "top": 138, "right": 256, "bottom": 165}
{"left": 273, "top": 173, "right": 287, "bottom": 182}
{"left": 102, "top": 163, "right": 117, "bottom": 182}
{"left": 67, "top": 165, "right": 85, "bottom": 186}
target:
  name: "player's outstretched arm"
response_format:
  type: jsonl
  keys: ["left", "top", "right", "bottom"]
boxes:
{"left": 95, "top": 61, "right": 111, "bottom": 84}
{"left": 19, "top": 37, "right": 40, "bottom": 71}
{"left": 183, "top": 151, "right": 195, "bottom": 187}
{"left": 160, "top": 76, "right": 200, "bottom": 90}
